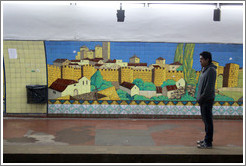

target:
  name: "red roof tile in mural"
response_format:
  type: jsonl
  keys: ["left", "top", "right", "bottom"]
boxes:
{"left": 49, "top": 78, "right": 78, "bottom": 92}
{"left": 95, "top": 64, "right": 103, "bottom": 67}
{"left": 69, "top": 63, "right": 79, "bottom": 65}
{"left": 130, "top": 55, "right": 139, "bottom": 59}
{"left": 170, "top": 62, "right": 182, "bottom": 65}
{"left": 71, "top": 60, "right": 81, "bottom": 62}
{"left": 166, "top": 85, "right": 177, "bottom": 91}
{"left": 156, "top": 86, "right": 162, "bottom": 93}
{"left": 106, "top": 59, "right": 116, "bottom": 63}
{"left": 120, "top": 82, "right": 136, "bottom": 90}
{"left": 53, "top": 59, "right": 68, "bottom": 63}
{"left": 157, "top": 57, "right": 165, "bottom": 60}
{"left": 90, "top": 58, "right": 104, "bottom": 62}
{"left": 152, "top": 65, "right": 161, "bottom": 68}
{"left": 128, "top": 63, "right": 147, "bottom": 66}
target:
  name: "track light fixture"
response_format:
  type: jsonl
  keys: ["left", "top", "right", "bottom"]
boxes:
{"left": 117, "top": 3, "right": 125, "bottom": 22}
{"left": 213, "top": 3, "right": 221, "bottom": 21}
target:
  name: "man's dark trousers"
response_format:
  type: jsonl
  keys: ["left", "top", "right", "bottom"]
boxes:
{"left": 200, "top": 101, "right": 214, "bottom": 145}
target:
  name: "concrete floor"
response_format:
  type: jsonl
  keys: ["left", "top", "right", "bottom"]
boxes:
{"left": 3, "top": 118, "right": 244, "bottom": 163}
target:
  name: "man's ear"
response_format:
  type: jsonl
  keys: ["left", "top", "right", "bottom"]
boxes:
{"left": 205, "top": 58, "right": 209, "bottom": 64}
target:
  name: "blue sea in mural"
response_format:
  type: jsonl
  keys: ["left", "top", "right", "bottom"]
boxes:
{"left": 45, "top": 41, "right": 243, "bottom": 71}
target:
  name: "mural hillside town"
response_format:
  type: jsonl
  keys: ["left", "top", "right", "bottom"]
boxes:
{"left": 46, "top": 41, "right": 243, "bottom": 102}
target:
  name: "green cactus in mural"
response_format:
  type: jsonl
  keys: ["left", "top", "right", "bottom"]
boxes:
{"left": 91, "top": 70, "right": 103, "bottom": 90}
{"left": 161, "top": 79, "right": 176, "bottom": 88}
{"left": 91, "top": 70, "right": 113, "bottom": 99}
{"left": 133, "top": 78, "right": 144, "bottom": 90}
{"left": 174, "top": 43, "right": 184, "bottom": 64}
{"left": 189, "top": 68, "right": 197, "bottom": 85}
{"left": 133, "top": 78, "right": 156, "bottom": 91}
{"left": 183, "top": 43, "right": 197, "bottom": 86}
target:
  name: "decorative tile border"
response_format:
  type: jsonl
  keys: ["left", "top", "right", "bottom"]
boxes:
{"left": 48, "top": 100, "right": 243, "bottom": 107}
{"left": 48, "top": 102, "right": 243, "bottom": 117}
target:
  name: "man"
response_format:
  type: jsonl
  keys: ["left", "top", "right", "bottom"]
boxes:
{"left": 196, "top": 51, "right": 217, "bottom": 149}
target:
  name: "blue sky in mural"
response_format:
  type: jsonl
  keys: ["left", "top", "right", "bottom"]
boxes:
{"left": 45, "top": 41, "right": 243, "bottom": 71}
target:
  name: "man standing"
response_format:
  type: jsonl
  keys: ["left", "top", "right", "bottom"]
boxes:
{"left": 196, "top": 51, "right": 217, "bottom": 149}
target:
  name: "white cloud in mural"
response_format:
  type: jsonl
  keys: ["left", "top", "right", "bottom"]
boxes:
{"left": 229, "top": 57, "right": 233, "bottom": 60}
{"left": 73, "top": 50, "right": 76, "bottom": 53}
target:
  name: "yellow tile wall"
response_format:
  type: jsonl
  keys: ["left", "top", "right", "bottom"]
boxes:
{"left": 3, "top": 41, "right": 47, "bottom": 114}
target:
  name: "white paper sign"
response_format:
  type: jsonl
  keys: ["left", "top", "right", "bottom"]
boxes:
{"left": 8, "top": 48, "right": 17, "bottom": 59}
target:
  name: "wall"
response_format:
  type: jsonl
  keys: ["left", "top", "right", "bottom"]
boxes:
{"left": 2, "top": 40, "right": 244, "bottom": 117}
{"left": 1, "top": 2, "right": 244, "bottom": 118}
{"left": 3, "top": 41, "right": 47, "bottom": 114}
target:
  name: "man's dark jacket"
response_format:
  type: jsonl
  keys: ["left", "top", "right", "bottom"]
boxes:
{"left": 196, "top": 63, "right": 217, "bottom": 104}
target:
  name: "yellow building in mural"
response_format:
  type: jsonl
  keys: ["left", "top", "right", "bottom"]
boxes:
{"left": 99, "top": 69, "right": 119, "bottom": 82}
{"left": 70, "top": 60, "right": 90, "bottom": 66}
{"left": 102, "top": 42, "right": 110, "bottom": 60}
{"left": 48, "top": 64, "right": 61, "bottom": 87}
{"left": 115, "top": 59, "right": 128, "bottom": 67}
{"left": 119, "top": 82, "right": 140, "bottom": 97}
{"left": 120, "top": 67, "right": 134, "bottom": 83}
{"left": 48, "top": 63, "right": 202, "bottom": 88}
{"left": 218, "top": 66, "right": 224, "bottom": 75}
{"left": 156, "top": 57, "right": 166, "bottom": 67}
{"left": 212, "top": 61, "right": 219, "bottom": 89}
{"left": 153, "top": 67, "right": 167, "bottom": 86}
{"left": 48, "top": 42, "right": 242, "bottom": 92}
{"left": 53, "top": 59, "right": 70, "bottom": 67}
{"left": 64, "top": 77, "right": 91, "bottom": 96}
{"left": 95, "top": 45, "right": 103, "bottom": 58}
{"left": 75, "top": 42, "right": 110, "bottom": 60}
{"left": 133, "top": 69, "right": 152, "bottom": 83}
{"left": 62, "top": 66, "right": 82, "bottom": 82}
{"left": 81, "top": 64, "right": 97, "bottom": 80}
{"left": 129, "top": 55, "right": 140, "bottom": 63}
{"left": 223, "top": 63, "right": 239, "bottom": 87}
{"left": 48, "top": 77, "right": 91, "bottom": 99}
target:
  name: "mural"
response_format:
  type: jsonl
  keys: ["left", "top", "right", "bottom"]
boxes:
{"left": 45, "top": 41, "right": 243, "bottom": 102}
{"left": 2, "top": 40, "right": 243, "bottom": 117}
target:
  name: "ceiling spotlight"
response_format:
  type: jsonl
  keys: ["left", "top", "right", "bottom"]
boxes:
{"left": 117, "top": 3, "right": 125, "bottom": 22}
{"left": 213, "top": 3, "right": 221, "bottom": 21}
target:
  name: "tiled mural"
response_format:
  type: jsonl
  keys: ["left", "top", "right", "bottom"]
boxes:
{"left": 46, "top": 41, "right": 243, "bottom": 101}
{"left": 3, "top": 41, "right": 243, "bottom": 117}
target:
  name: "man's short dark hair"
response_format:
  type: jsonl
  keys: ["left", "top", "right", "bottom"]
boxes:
{"left": 200, "top": 51, "right": 212, "bottom": 64}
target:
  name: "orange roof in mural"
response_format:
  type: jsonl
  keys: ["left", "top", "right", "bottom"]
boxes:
{"left": 69, "top": 63, "right": 79, "bottom": 65}
{"left": 71, "top": 60, "right": 81, "bottom": 62}
{"left": 170, "top": 62, "right": 182, "bottom": 65}
{"left": 128, "top": 63, "right": 147, "bottom": 66}
{"left": 49, "top": 78, "right": 78, "bottom": 92}
{"left": 166, "top": 85, "right": 177, "bottom": 91}
{"left": 53, "top": 59, "right": 68, "bottom": 63}
{"left": 152, "top": 65, "right": 161, "bottom": 68}
{"left": 156, "top": 86, "right": 162, "bottom": 93}
{"left": 120, "top": 82, "right": 136, "bottom": 90}
{"left": 95, "top": 64, "right": 103, "bottom": 66}
{"left": 90, "top": 58, "right": 104, "bottom": 62}
{"left": 130, "top": 55, "right": 139, "bottom": 59}
{"left": 106, "top": 59, "right": 116, "bottom": 63}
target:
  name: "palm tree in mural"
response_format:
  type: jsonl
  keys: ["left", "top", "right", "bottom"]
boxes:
{"left": 183, "top": 44, "right": 197, "bottom": 85}
{"left": 174, "top": 43, "right": 197, "bottom": 96}
{"left": 174, "top": 43, "right": 184, "bottom": 64}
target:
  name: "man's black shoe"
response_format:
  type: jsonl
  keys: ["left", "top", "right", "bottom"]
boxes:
{"left": 197, "top": 142, "right": 212, "bottom": 149}
{"left": 197, "top": 140, "right": 204, "bottom": 144}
